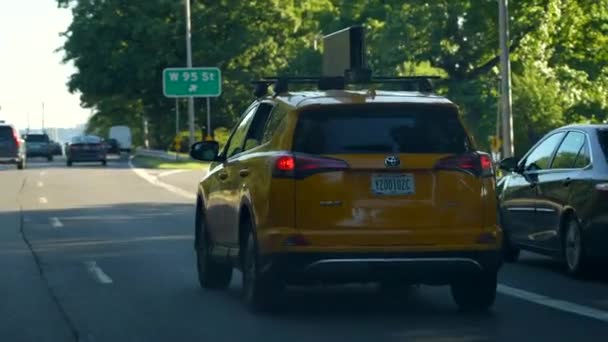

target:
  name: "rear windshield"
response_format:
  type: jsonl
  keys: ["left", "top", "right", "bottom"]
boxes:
{"left": 0, "top": 126, "right": 13, "bottom": 141}
{"left": 293, "top": 105, "right": 471, "bottom": 154}
{"left": 26, "top": 134, "right": 49, "bottom": 142}
{"left": 599, "top": 130, "right": 608, "bottom": 159}
{"left": 72, "top": 136, "right": 101, "bottom": 144}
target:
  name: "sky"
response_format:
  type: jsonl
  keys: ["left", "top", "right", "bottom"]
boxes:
{"left": 0, "top": 0, "right": 90, "bottom": 130}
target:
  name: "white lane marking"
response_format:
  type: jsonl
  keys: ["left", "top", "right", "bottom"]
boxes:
{"left": 37, "top": 181, "right": 44, "bottom": 187}
{"left": 39, "top": 197, "right": 48, "bottom": 204}
{"left": 50, "top": 217, "right": 63, "bottom": 228}
{"left": 40, "top": 171, "right": 47, "bottom": 176}
{"left": 84, "top": 261, "right": 113, "bottom": 284}
{"left": 498, "top": 284, "right": 608, "bottom": 323}
{"left": 129, "top": 159, "right": 196, "bottom": 200}
{"left": 158, "top": 169, "right": 188, "bottom": 178}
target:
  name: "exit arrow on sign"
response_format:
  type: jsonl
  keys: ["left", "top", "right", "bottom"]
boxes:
{"left": 163, "top": 67, "right": 222, "bottom": 98}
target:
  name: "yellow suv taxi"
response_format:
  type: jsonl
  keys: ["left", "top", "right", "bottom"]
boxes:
{"left": 190, "top": 78, "right": 502, "bottom": 312}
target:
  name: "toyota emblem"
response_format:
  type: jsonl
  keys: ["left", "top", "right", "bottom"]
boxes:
{"left": 384, "top": 155, "right": 400, "bottom": 168}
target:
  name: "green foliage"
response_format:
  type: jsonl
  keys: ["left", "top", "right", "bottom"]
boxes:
{"left": 57, "top": 0, "right": 608, "bottom": 152}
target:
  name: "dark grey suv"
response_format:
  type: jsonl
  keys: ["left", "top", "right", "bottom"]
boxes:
{"left": 0, "top": 123, "right": 26, "bottom": 169}
{"left": 25, "top": 133, "right": 53, "bottom": 161}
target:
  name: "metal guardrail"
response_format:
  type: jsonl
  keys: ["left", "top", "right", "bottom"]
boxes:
{"left": 135, "top": 148, "right": 191, "bottom": 161}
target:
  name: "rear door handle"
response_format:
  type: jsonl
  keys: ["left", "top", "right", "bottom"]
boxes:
{"left": 563, "top": 178, "right": 572, "bottom": 186}
{"left": 218, "top": 172, "right": 228, "bottom": 180}
{"left": 239, "top": 169, "right": 250, "bottom": 177}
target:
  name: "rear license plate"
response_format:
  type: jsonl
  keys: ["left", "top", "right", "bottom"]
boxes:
{"left": 371, "top": 173, "right": 415, "bottom": 196}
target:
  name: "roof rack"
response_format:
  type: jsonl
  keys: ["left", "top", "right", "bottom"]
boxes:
{"left": 252, "top": 74, "right": 441, "bottom": 98}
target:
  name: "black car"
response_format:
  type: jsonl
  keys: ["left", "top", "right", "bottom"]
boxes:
{"left": 0, "top": 123, "right": 26, "bottom": 169}
{"left": 50, "top": 141, "right": 63, "bottom": 156}
{"left": 66, "top": 135, "right": 107, "bottom": 166}
{"left": 498, "top": 124, "right": 608, "bottom": 276}
{"left": 105, "top": 138, "right": 120, "bottom": 154}
{"left": 25, "top": 133, "right": 53, "bottom": 161}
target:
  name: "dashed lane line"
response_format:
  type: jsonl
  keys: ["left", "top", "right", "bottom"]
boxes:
{"left": 39, "top": 197, "right": 48, "bottom": 204}
{"left": 84, "top": 261, "right": 113, "bottom": 285}
{"left": 50, "top": 217, "right": 63, "bottom": 228}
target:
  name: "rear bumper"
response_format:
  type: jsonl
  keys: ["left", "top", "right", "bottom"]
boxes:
{"left": 27, "top": 151, "right": 51, "bottom": 157}
{"left": 0, "top": 156, "right": 18, "bottom": 164}
{"left": 263, "top": 250, "right": 502, "bottom": 285}
{"left": 68, "top": 152, "right": 106, "bottom": 161}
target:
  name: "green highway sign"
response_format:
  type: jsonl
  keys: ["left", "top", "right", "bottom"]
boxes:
{"left": 163, "top": 67, "right": 222, "bottom": 97}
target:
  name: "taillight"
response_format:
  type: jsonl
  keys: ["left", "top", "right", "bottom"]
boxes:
{"left": 12, "top": 128, "right": 20, "bottom": 148}
{"left": 273, "top": 154, "right": 349, "bottom": 179}
{"left": 276, "top": 156, "right": 295, "bottom": 172}
{"left": 435, "top": 152, "right": 494, "bottom": 177}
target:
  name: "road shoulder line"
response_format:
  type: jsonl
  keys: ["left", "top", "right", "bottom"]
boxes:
{"left": 157, "top": 169, "right": 188, "bottom": 178}
{"left": 498, "top": 284, "right": 608, "bottom": 323}
{"left": 128, "top": 158, "right": 196, "bottom": 200}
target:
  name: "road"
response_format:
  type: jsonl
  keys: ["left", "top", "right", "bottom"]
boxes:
{"left": 2, "top": 156, "right": 608, "bottom": 342}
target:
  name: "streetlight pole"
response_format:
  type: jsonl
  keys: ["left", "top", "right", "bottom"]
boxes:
{"left": 185, "top": 0, "right": 195, "bottom": 148}
{"left": 499, "top": 0, "right": 514, "bottom": 158}
{"left": 41, "top": 102, "right": 45, "bottom": 132}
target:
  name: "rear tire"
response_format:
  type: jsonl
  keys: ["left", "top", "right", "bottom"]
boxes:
{"left": 451, "top": 271, "right": 497, "bottom": 312}
{"left": 563, "top": 217, "right": 588, "bottom": 277}
{"left": 67, "top": 160, "right": 72, "bottom": 167}
{"left": 47, "top": 155, "right": 53, "bottom": 162}
{"left": 101, "top": 160, "right": 107, "bottom": 166}
{"left": 242, "top": 231, "right": 283, "bottom": 312}
{"left": 196, "top": 211, "right": 232, "bottom": 290}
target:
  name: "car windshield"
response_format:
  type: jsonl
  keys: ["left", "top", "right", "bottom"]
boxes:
{"left": 294, "top": 106, "right": 471, "bottom": 154}
{"left": 26, "top": 134, "right": 49, "bottom": 142}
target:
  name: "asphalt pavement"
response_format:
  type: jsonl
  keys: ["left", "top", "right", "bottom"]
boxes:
{"left": 2, "top": 156, "right": 608, "bottom": 342}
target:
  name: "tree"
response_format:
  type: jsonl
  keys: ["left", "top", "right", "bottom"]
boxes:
{"left": 56, "top": 0, "right": 608, "bottom": 152}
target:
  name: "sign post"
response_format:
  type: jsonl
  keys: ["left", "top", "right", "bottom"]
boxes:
{"left": 175, "top": 98, "right": 180, "bottom": 161}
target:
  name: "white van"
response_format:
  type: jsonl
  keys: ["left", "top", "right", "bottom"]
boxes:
{"left": 109, "top": 126, "right": 132, "bottom": 153}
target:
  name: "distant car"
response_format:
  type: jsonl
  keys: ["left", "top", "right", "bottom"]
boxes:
{"left": 0, "top": 123, "right": 26, "bottom": 169}
{"left": 109, "top": 126, "right": 132, "bottom": 153}
{"left": 50, "top": 141, "right": 63, "bottom": 156}
{"left": 105, "top": 138, "right": 120, "bottom": 154}
{"left": 498, "top": 124, "right": 608, "bottom": 276}
{"left": 66, "top": 135, "right": 107, "bottom": 167}
{"left": 25, "top": 133, "right": 53, "bottom": 161}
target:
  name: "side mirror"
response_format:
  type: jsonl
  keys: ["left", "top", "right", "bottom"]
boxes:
{"left": 499, "top": 157, "right": 519, "bottom": 172}
{"left": 190, "top": 141, "right": 220, "bottom": 162}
